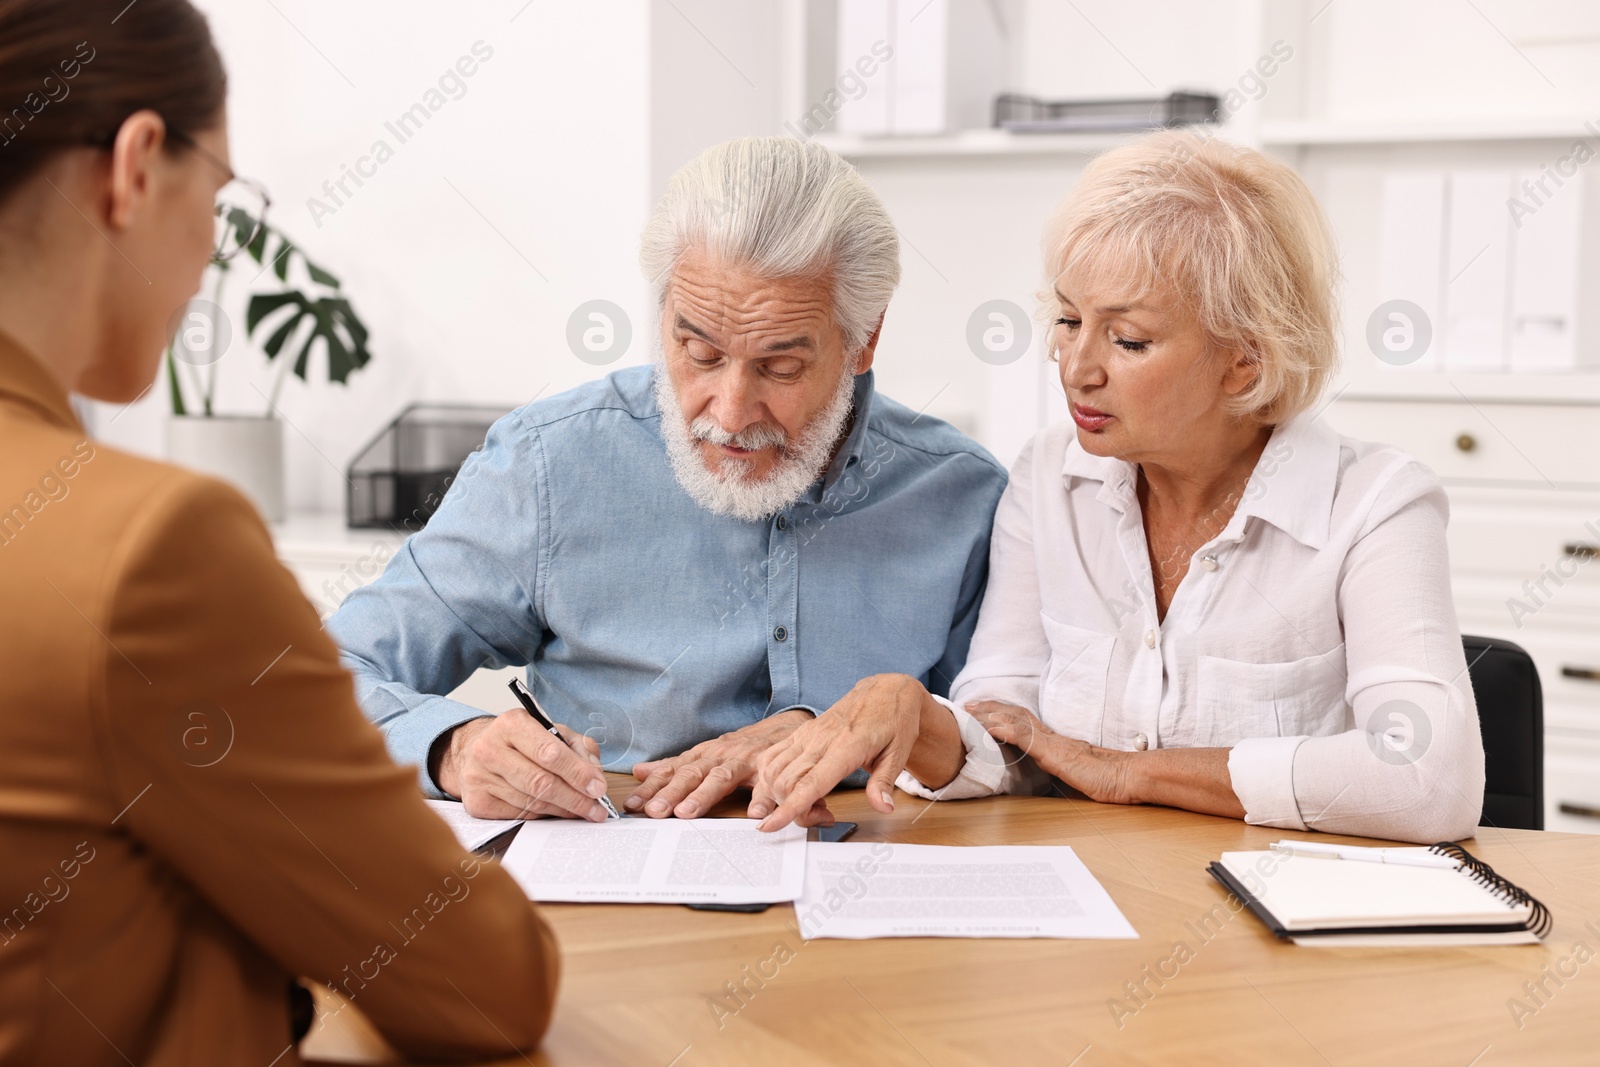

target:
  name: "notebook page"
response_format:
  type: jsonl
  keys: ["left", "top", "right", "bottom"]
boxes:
{"left": 1220, "top": 850, "right": 1529, "bottom": 930}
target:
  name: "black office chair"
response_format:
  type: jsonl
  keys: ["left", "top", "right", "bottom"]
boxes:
{"left": 1463, "top": 635, "right": 1544, "bottom": 831}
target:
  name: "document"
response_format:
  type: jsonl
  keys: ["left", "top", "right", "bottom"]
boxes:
{"left": 795, "top": 842, "right": 1139, "bottom": 940}
{"left": 422, "top": 799, "right": 522, "bottom": 851}
{"left": 501, "top": 818, "right": 807, "bottom": 905}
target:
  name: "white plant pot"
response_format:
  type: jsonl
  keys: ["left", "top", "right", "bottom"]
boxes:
{"left": 166, "top": 415, "right": 286, "bottom": 523}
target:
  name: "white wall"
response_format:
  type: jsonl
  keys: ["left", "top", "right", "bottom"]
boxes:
{"left": 85, "top": 0, "right": 1600, "bottom": 509}
{"left": 853, "top": 0, "right": 1600, "bottom": 456}
{"left": 648, "top": 1, "right": 787, "bottom": 202}
{"left": 853, "top": 0, "right": 1279, "bottom": 465}
{"left": 92, "top": 0, "right": 655, "bottom": 514}
{"left": 1017, "top": 0, "right": 1260, "bottom": 103}
{"left": 1309, "top": 0, "right": 1600, "bottom": 120}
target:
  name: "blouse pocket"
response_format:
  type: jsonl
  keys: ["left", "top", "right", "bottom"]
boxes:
{"left": 1037, "top": 612, "right": 1116, "bottom": 737}
{"left": 1187, "top": 645, "right": 1350, "bottom": 748}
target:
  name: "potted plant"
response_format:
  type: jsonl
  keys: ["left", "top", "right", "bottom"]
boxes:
{"left": 165, "top": 209, "right": 372, "bottom": 522}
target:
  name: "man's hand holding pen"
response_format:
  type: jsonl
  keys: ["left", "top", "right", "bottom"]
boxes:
{"left": 434, "top": 709, "right": 613, "bottom": 822}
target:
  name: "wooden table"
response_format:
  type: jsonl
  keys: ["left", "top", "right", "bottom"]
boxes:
{"left": 303, "top": 775, "right": 1600, "bottom": 1066}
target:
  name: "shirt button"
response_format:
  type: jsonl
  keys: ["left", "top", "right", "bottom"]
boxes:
{"left": 1134, "top": 732, "right": 1149, "bottom": 751}
{"left": 1201, "top": 554, "right": 1219, "bottom": 571}
{"left": 776, "top": 515, "right": 789, "bottom": 530}
{"left": 1144, "top": 629, "right": 1157, "bottom": 649}
{"left": 773, "top": 626, "right": 788, "bottom": 642}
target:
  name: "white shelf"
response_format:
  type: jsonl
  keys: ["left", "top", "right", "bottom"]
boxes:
{"left": 269, "top": 511, "right": 406, "bottom": 562}
{"left": 1329, "top": 346, "right": 1600, "bottom": 403}
{"left": 816, "top": 115, "right": 1600, "bottom": 157}
{"left": 1260, "top": 116, "right": 1600, "bottom": 147}
{"left": 813, "top": 127, "right": 1157, "bottom": 159}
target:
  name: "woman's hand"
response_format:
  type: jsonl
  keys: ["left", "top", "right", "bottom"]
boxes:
{"left": 966, "top": 700, "right": 1138, "bottom": 805}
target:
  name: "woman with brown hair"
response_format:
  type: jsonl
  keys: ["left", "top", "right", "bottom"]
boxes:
{"left": 0, "top": 2, "right": 558, "bottom": 1063}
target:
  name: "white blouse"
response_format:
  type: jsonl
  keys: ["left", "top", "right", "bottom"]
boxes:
{"left": 898, "top": 414, "right": 1487, "bottom": 844}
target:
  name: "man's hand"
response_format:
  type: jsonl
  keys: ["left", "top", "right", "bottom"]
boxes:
{"left": 749, "top": 674, "right": 956, "bottom": 832}
{"left": 435, "top": 712, "right": 612, "bottom": 821}
{"left": 967, "top": 700, "right": 1136, "bottom": 805}
{"left": 627, "top": 710, "right": 813, "bottom": 819}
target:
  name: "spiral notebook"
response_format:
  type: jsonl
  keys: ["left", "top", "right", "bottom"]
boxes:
{"left": 1208, "top": 842, "right": 1551, "bottom": 946}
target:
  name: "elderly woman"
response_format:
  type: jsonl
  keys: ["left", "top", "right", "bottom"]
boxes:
{"left": 749, "top": 130, "right": 1485, "bottom": 844}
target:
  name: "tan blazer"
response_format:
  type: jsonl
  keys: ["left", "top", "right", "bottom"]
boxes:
{"left": 0, "top": 332, "right": 558, "bottom": 1066}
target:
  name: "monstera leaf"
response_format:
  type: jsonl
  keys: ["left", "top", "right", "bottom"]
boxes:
{"left": 166, "top": 208, "right": 374, "bottom": 415}
{"left": 247, "top": 291, "right": 372, "bottom": 384}
{"left": 223, "top": 205, "right": 369, "bottom": 385}
{"left": 226, "top": 207, "right": 341, "bottom": 287}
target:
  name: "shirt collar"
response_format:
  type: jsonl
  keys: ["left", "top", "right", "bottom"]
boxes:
{"left": 0, "top": 329, "right": 84, "bottom": 434}
{"left": 1060, "top": 437, "right": 1133, "bottom": 511}
{"left": 1231, "top": 413, "right": 1340, "bottom": 550}
{"left": 820, "top": 368, "right": 877, "bottom": 489}
{"left": 1059, "top": 411, "right": 1340, "bottom": 551}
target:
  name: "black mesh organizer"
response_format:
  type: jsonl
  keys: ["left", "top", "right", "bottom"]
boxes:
{"left": 346, "top": 403, "right": 509, "bottom": 530}
{"left": 993, "top": 90, "right": 1220, "bottom": 133}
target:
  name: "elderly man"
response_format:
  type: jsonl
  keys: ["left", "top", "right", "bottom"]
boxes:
{"left": 328, "top": 137, "right": 1005, "bottom": 824}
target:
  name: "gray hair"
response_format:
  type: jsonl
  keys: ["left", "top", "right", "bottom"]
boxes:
{"left": 639, "top": 137, "right": 901, "bottom": 355}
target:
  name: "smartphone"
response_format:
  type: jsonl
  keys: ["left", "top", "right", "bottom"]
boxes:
{"left": 816, "top": 821, "right": 858, "bottom": 843}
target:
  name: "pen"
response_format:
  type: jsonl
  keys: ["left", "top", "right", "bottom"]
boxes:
{"left": 507, "top": 678, "right": 620, "bottom": 820}
{"left": 1270, "top": 840, "right": 1461, "bottom": 869}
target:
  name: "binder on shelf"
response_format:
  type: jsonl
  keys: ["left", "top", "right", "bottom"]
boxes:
{"left": 1377, "top": 172, "right": 1446, "bottom": 371}
{"left": 1376, "top": 168, "right": 1598, "bottom": 371}
{"left": 835, "top": 0, "right": 1008, "bottom": 137}
{"left": 1509, "top": 168, "right": 1583, "bottom": 371}
{"left": 1443, "top": 170, "right": 1513, "bottom": 371}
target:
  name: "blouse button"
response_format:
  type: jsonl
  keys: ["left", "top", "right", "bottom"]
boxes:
{"left": 1134, "top": 732, "right": 1149, "bottom": 751}
{"left": 1143, "top": 629, "right": 1157, "bottom": 649}
{"left": 1201, "top": 554, "right": 1219, "bottom": 571}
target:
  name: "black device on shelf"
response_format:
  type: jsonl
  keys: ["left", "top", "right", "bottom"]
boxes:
{"left": 345, "top": 403, "right": 510, "bottom": 531}
{"left": 993, "top": 89, "right": 1221, "bottom": 133}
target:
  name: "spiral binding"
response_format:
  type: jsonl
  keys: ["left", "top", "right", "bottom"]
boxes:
{"left": 1428, "top": 841, "right": 1552, "bottom": 939}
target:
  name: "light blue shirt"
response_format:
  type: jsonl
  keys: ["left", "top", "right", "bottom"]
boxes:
{"left": 327, "top": 365, "right": 1007, "bottom": 798}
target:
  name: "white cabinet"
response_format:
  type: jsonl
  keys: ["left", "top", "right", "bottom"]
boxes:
{"left": 269, "top": 513, "right": 518, "bottom": 715}
{"left": 1326, "top": 397, "right": 1600, "bottom": 832}
{"left": 269, "top": 513, "right": 405, "bottom": 623}
{"left": 1547, "top": 735, "right": 1600, "bottom": 834}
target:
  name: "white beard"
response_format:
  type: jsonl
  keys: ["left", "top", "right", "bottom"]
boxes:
{"left": 654, "top": 359, "right": 858, "bottom": 522}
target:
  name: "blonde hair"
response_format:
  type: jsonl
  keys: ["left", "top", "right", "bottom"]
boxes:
{"left": 1042, "top": 130, "right": 1340, "bottom": 425}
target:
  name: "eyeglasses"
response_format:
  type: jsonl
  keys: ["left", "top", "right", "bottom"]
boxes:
{"left": 166, "top": 126, "right": 272, "bottom": 265}
{"left": 87, "top": 122, "right": 272, "bottom": 265}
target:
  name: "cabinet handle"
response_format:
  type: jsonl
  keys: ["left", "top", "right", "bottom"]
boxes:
{"left": 1562, "top": 666, "right": 1600, "bottom": 682}
{"left": 1558, "top": 802, "right": 1600, "bottom": 820}
{"left": 1455, "top": 433, "right": 1477, "bottom": 453}
{"left": 1565, "top": 543, "right": 1599, "bottom": 561}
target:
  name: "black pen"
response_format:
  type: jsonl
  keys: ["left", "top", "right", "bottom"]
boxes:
{"left": 507, "top": 678, "right": 620, "bottom": 819}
